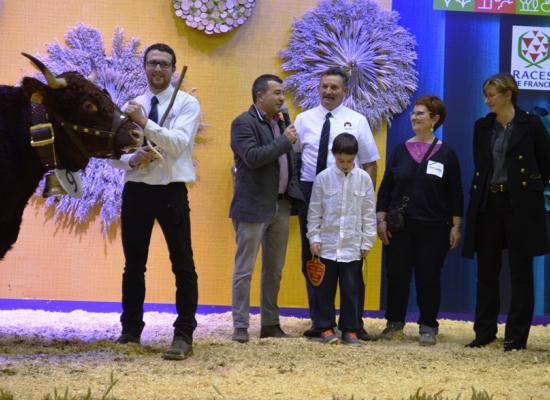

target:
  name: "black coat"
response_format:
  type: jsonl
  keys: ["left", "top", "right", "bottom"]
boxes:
{"left": 462, "top": 107, "right": 550, "bottom": 258}
{"left": 229, "top": 105, "right": 304, "bottom": 223}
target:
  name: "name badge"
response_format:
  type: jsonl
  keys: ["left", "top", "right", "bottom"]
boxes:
{"left": 426, "top": 160, "right": 444, "bottom": 178}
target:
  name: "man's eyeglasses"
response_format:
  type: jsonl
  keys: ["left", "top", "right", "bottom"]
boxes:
{"left": 146, "top": 61, "right": 172, "bottom": 70}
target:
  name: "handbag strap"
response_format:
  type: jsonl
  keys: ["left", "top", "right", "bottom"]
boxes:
{"left": 417, "top": 136, "right": 439, "bottom": 171}
{"left": 396, "top": 136, "right": 439, "bottom": 205}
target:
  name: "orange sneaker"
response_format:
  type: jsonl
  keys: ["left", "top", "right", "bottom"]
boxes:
{"left": 342, "top": 331, "right": 361, "bottom": 346}
{"left": 316, "top": 329, "right": 338, "bottom": 344}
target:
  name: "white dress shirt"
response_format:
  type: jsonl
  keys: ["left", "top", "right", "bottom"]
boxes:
{"left": 294, "top": 104, "right": 380, "bottom": 182}
{"left": 307, "top": 165, "right": 376, "bottom": 262}
{"left": 111, "top": 86, "right": 201, "bottom": 184}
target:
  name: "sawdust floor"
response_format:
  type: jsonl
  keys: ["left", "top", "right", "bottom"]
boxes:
{"left": 0, "top": 310, "right": 549, "bottom": 400}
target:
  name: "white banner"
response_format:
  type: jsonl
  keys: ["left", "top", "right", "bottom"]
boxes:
{"left": 511, "top": 25, "right": 550, "bottom": 91}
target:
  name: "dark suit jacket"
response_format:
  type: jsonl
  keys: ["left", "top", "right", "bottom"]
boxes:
{"left": 229, "top": 105, "right": 304, "bottom": 223}
{"left": 462, "top": 107, "right": 550, "bottom": 258}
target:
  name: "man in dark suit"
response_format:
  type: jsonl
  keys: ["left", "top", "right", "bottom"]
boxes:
{"left": 229, "top": 74, "right": 304, "bottom": 343}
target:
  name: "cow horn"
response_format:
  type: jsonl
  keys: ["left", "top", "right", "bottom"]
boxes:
{"left": 21, "top": 52, "right": 67, "bottom": 89}
{"left": 87, "top": 59, "right": 98, "bottom": 82}
{"left": 87, "top": 69, "right": 97, "bottom": 83}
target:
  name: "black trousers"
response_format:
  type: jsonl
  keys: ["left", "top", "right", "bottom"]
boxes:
{"left": 313, "top": 258, "right": 363, "bottom": 332}
{"left": 297, "top": 181, "right": 367, "bottom": 330}
{"left": 120, "top": 181, "right": 198, "bottom": 340}
{"left": 474, "top": 192, "right": 534, "bottom": 345}
{"left": 384, "top": 219, "right": 450, "bottom": 328}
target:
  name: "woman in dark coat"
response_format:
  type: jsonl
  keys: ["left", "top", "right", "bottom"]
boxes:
{"left": 463, "top": 73, "right": 550, "bottom": 351}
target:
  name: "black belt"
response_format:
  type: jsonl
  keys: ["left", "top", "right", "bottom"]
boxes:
{"left": 278, "top": 193, "right": 287, "bottom": 200}
{"left": 489, "top": 183, "right": 507, "bottom": 193}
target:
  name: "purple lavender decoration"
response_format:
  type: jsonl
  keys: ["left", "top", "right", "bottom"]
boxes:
{"left": 281, "top": 0, "right": 418, "bottom": 130}
{"left": 36, "top": 24, "right": 147, "bottom": 234}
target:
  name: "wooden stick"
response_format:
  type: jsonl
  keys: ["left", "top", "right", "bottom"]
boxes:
{"left": 159, "top": 65, "right": 188, "bottom": 127}
{"left": 141, "top": 65, "right": 188, "bottom": 170}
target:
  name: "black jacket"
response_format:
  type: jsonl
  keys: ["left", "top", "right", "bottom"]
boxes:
{"left": 229, "top": 105, "right": 304, "bottom": 223}
{"left": 462, "top": 107, "right": 550, "bottom": 258}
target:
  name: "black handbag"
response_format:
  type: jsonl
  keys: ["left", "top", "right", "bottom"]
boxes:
{"left": 386, "top": 137, "right": 439, "bottom": 233}
{"left": 386, "top": 197, "right": 408, "bottom": 233}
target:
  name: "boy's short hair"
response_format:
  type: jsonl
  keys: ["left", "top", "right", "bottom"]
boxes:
{"left": 332, "top": 133, "right": 358, "bottom": 155}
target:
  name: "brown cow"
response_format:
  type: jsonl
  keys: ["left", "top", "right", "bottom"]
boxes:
{"left": 0, "top": 53, "right": 143, "bottom": 259}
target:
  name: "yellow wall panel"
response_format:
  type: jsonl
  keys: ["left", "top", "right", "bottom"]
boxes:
{"left": 0, "top": 0, "right": 390, "bottom": 311}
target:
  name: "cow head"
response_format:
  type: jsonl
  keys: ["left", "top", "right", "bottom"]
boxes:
{"left": 20, "top": 53, "right": 143, "bottom": 171}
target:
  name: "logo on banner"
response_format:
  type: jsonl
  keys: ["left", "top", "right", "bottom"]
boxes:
{"left": 518, "top": 0, "right": 550, "bottom": 13}
{"left": 511, "top": 26, "right": 550, "bottom": 91}
{"left": 434, "top": 0, "right": 550, "bottom": 15}
{"left": 477, "top": 0, "right": 515, "bottom": 13}
{"left": 434, "top": 0, "right": 474, "bottom": 11}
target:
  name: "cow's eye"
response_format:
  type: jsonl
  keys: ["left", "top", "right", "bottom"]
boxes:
{"left": 82, "top": 100, "right": 98, "bottom": 113}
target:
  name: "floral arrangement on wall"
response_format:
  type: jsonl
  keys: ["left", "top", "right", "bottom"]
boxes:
{"left": 34, "top": 24, "right": 203, "bottom": 234}
{"left": 281, "top": 0, "right": 418, "bottom": 130}
{"left": 172, "top": 0, "right": 256, "bottom": 34}
{"left": 34, "top": 25, "right": 146, "bottom": 234}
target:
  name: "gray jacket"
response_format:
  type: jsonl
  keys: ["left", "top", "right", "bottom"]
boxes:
{"left": 229, "top": 105, "right": 304, "bottom": 223}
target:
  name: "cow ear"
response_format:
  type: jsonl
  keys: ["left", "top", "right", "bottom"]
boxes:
{"left": 22, "top": 77, "right": 48, "bottom": 104}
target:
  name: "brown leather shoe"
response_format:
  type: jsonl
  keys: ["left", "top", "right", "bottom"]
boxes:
{"left": 303, "top": 327, "right": 322, "bottom": 338}
{"left": 503, "top": 340, "right": 526, "bottom": 352}
{"left": 260, "top": 324, "right": 289, "bottom": 338}
{"left": 358, "top": 328, "right": 373, "bottom": 341}
{"left": 465, "top": 336, "right": 496, "bottom": 348}
{"left": 114, "top": 333, "right": 140, "bottom": 345}
{"left": 232, "top": 328, "right": 249, "bottom": 343}
{"left": 163, "top": 337, "right": 193, "bottom": 360}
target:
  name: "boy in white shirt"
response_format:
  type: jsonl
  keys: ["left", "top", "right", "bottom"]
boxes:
{"left": 307, "top": 133, "right": 376, "bottom": 344}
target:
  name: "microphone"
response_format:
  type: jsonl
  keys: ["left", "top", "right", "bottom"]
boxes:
{"left": 280, "top": 104, "right": 292, "bottom": 127}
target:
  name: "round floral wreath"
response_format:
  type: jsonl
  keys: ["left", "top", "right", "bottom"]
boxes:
{"left": 172, "top": 0, "right": 256, "bottom": 35}
{"left": 281, "top": 0, "right": 418, "bottom": 130}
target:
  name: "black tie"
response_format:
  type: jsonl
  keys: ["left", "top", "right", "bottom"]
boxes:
{"left": 148, "top": 96, "right": 159, "bottom": 123}
{"left": 316, "top": 112, "right": 332, "bottom": 175}
{"left": 144, "top": 96, "right": 159, "bottom": 147}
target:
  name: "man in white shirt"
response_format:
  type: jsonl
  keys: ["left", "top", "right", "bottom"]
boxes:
{"left": 294, "top": 67, "right": 380, "bottom": 340}
{"left": 111, "top": 43, "right": 200, "bottom": 360}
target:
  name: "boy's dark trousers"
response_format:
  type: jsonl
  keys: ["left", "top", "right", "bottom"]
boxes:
{"left": 312, "top": 258, "right": 363, "bottom": 332}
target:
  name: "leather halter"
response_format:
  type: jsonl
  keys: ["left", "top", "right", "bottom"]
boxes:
{"left": 29, "top": 102, "right": 131, "bottom": 170}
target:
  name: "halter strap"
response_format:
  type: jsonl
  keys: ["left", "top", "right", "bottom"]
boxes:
{"left": 29, "top": 103, "right": 129, "bottom": 170}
